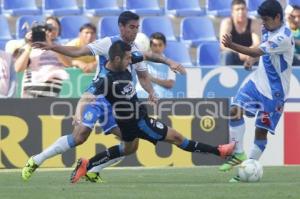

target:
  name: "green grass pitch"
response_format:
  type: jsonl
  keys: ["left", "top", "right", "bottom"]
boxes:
{"left": 0, "top": 166, "right": 300, "bottom": 199}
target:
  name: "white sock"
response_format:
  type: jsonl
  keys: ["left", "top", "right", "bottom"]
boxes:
{"left": 87, "top": 157, "right": 125, "bottom": 173}
{"left": 33, "top": 135, "right": 73, "bottom": 165}
{"left": 249, "top": 144, "right": 263, "bottom": 160}
{"left": 229, "top": 118, "right": 246, "bottom": 154}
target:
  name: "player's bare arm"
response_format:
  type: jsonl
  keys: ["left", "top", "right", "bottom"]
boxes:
{"left": 222, "top": 34, "right": 264, "bottom": 58}
{"left": 32, "top": 42, "right": 93, "bottom": 57}
{"left": 143, "top": 51, "right": 186, "bottom": 74}
{"left": 136, "top": 70, "right": 158, "bottom": 104}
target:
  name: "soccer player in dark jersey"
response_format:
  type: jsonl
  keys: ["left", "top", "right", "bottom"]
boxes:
{"left": 70, "top": 40, "right": 235, "bottom": 183}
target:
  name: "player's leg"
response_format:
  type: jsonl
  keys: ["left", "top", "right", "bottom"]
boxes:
{"left": 164, "top": 127, "right": 234, "bottom": 158}
{"left": 70, "top": 139, "right": 139, "bottom": 183}
{"left": 219, "top": 105, "right": 247, "bottom": 171}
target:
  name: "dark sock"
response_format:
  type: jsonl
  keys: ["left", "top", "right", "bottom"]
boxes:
{"left": 178, "top": 138, "right": 220, "bottom": 156}
{"left": 87, "top": 145, "right": 122, "bottom": 170}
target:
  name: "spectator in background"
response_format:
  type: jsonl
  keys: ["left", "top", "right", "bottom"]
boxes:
{"left": 14, "top": 16, "right": 71, "bottom": 98}
{"left": 0, "top": 50, "right": 16, "bottom": 98}
{"left": 286, "top": 5, "right": 300, "bottom": 65}
{"left": 66, "top": 23, "right": 97, "bottom": 73}
{"left": 136, "top": 32, "right": 175, "bottom": 98}
{"left": 220, "top": 0, "right": 260, "bottom": 66}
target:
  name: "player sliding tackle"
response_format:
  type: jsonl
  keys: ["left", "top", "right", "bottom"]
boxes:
{"left": 22, "top": 11, "right": 186, "bottom": 183}
{"left": 70, "top": 40, "right": 235, "bottom": 183}
{"left": 219, "top": 0, "right": 294, "bottom": 182}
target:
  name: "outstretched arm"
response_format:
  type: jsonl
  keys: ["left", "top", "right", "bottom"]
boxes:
{"left": 143, "top": 51, "right": 186, "bottom": 74}
{"left": 222, "top": 34, "right": 264, "bottom": 57}
{"left": 32, "top": 42, "right": 93, "bottom": 57}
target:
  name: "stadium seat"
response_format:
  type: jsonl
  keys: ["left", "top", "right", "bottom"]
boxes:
{"left": 206, "top": 0, "right": 231, "bottom": 17}
{"left": 197, "top": 41, "right": 220, "bottom": 66}
{"left": 141, "top": 17, "right": 176, "bottom": 41}
{"left": 288, "top": 0, "right": 300, "bottom": 6}
{"left": 180, "top": 17, "right": 217, "bottom": 47}
{"left": 98, "top": 16, "right": 119, "bottom": 38}
{"left": 247, "top": 0, "right": 264, "bottom": 16}
{"left": 42, "top": 0, "right": 82, "bottom": 16}
{"left": 2, "top": 0, "right": 41, "bottom": 16}
{"left": 60, "top": 16, "right": 90, "bottom": 40}
{"left": 0, "top": 16, "right": 12, "bottom": 40}
{"left": 83, "top": 0, "right": 122, "bottom": 16}
{"left": 16, "top": 15, "right": 44, "bottom": 39}
{"left": 165, "top": 0, "right": 205, "bottom": 16}
{"left": 124, "top": 0, "right": 164, "bottom": 15}
{"left": 164, "top": 41, "right": 194, "bottom": 67}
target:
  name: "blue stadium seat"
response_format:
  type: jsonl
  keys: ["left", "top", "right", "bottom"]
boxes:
{"left": 164, "top": 41, "right": 194, "bottom": 67}
{"left": 141, "top": 17, "right": 176, "bottom": 41}
{"left": 124, "top": 0, "right": 164, "bottom": 15}
{"left": 16, "top": 15, "right": 44, "bottom": 39}
{"left": 288, "top": 0, "right": 300, "bottom": 6}
{"left": 197, "top": 41, "right": 220, "bottom": 66}
{"left": 84, "top": 0, "right": 122, "bottom": 16}
{"left": 165, "top": 0, "right": 205, "bottom": 16}
{"left": 43, "top": 0, "right": 82, "bottom": 16}
{"left": 247, "top": 0, "right": 264, "bottom": 16}
{"left": 98, "top": 16, "right": 119, "bottom": 38}
{"left": 180, "top": 17, "right": 217, "bottom": 47}
{"left": 206, "top": 0, "right": 231, "bottom": 17}
{"left": 2, "top": 0, "right": 41, "bottom": 16}
{"left": 60, "top": 16, "right": 90, "bottom": 40}
{"left": 0, "top": 16, "right": 12, "bottom": 40}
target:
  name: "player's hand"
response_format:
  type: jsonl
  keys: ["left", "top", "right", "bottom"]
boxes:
{"left": 243, "top": 56, "right": 256, "bottom": 71}
{"left": 148, "top": 91, "right": 159, "bottom": 104}
{"left": 222, "top": 34, "right": 233, "bottom": 48}
{"left": 168, "top": 59, "right": 186, "bottom": 75}
{"left": 32, "top": 42, "right": 53, "bottom": 50}
{"left": 24, "top": 31, "right": 33, "bottom": 45}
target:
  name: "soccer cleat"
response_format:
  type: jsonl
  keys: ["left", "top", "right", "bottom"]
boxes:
{"left": 22, "top": 157, "right": 39, "bottom": 181}
{"left": 218, "top": 142, "right": 235, "bottom": 158}
{"left": 70, "top": 158, "right": 88, "bottom": 184}
{"left": 229, "top": 175, "right": 241, "bottom": 183}
{"left": 219, "top": 152, "right": 247, "bottom": 172}
{"left": 85, "top": 172, "right": 104, "bottom": 183}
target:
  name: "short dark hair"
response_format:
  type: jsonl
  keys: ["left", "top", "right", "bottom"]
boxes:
{"left": 258, "top": 0, "right": 283, "bottom": 21}
{"left": 109, "top": 40, "right": 132, "bottom": 61}
{"left": 46, "top": 16, "right": 61, "bottom": 35}
{"left": 231, "top": 0, "right": 246, "bottom": 7}
{"left": 118, "top": 11, "right": 139, "bottom": 26}
{"left": 150, "top": 32, "right": 166, "bottom": 46}
{"left": 292, "top": 5, "right": 300, "bottom": 11}
{"left": 79, "top": 23, "right": 97, "bottom": 33}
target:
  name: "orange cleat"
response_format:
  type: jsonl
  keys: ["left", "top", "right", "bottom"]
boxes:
{"left": 70, "top": 158, "right": 89, "bottom": 184}
{"left": 218, "top": 142, "right": 235, "bottom": 158}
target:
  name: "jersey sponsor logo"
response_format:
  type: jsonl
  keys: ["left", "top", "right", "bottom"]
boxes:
{"left": 155, "top": 121, "right": 164, "bottom": 129}
{"left": 84, "top": 111, "right": 94, "bottom": 121}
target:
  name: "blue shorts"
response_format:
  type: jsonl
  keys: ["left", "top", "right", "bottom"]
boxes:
{"left": 232, "top": 80, "right": 284, "bottom": 134}
{"left": 81, "top": 95, "right": 117, "bottom": 134}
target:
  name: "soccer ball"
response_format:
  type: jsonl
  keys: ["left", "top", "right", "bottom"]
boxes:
{"left": 238, "top": 159, "right": 263, "bottom": 182}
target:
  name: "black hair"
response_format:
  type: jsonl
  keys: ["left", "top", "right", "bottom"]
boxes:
{"left": 258, "top": 0, "right": 283, "bottom": 21}
{"left": 150, "top": 32, "right": 166, "bottom": 46}
{"left": 109, "top": 40, "right": 132, "bottom": 61}
{"left": 46, "top": 16, "right": 61, "bottom": 35}
{"left": 118, "top": 11, "right": 139, "bottom": 26}
{"left": 231, "top": 0, "right": 246, "bottom": 7}
{"left": 292, "top": 5, "right": 300, "bottom": 11}
{"left": 79, "top": 23, "right": 97, "bottom": 33}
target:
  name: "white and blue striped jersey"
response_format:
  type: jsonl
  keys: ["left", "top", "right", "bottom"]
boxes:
{"left": 252, "top": 24, "right": 294, "bottom": 100}
{"left": 87, "top": 35, "right": 147, "bottom": 80}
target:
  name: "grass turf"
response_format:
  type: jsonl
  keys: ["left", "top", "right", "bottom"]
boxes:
{"left": 0, "top": 166, "right": 300, "bottom": 199}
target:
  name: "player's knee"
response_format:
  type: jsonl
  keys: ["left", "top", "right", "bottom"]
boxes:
{"left": 168, "top": 131, "right": 184, "bottom": 145}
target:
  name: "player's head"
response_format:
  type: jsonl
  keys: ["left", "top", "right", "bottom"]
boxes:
{"left": 118, "top": 11, "right": 140, "bottom": 44}
{"left": 109, "top": 40, "right": 132, "bottom": 71}
{"left": 231, "top": 0, "right": 248, "bottom": 22}
{"left": 150, "top": 32, "right": 166, "bottom": 54}
{"left": 289, "top": 5, "right": 300, "bottom": 29}
{"left": 258, "top": 0, "right": 283, "bottom": 31}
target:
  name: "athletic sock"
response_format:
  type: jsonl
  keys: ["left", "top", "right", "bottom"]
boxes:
{"left": 33, "top": 134, "right": 76, "bottom": 165}
{"left": 87, "top": 145, "right": 123, "bottom": 171}
{"left": 229, "top": 118, "right": 245, "bottom": 153}
{"left": 177, "top": 138, "right": 220, "bottom": 156}
{"left": 249, "top": 139, "right": 267, "bottom": 160}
